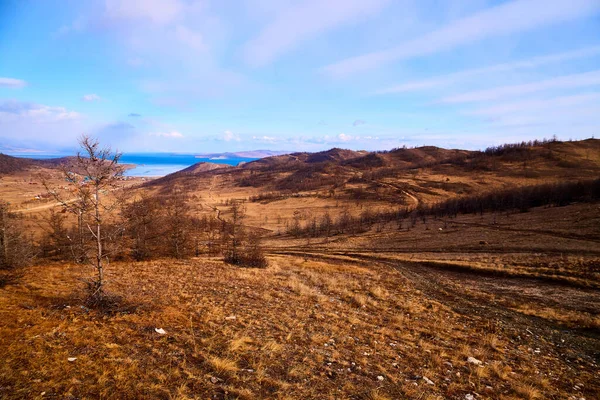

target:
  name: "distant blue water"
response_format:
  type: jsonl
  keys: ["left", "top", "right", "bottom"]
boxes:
{"left": 120, "top": 154, "right": 257, "bottom": 177}
{"left": 9, "top": 153, "right": 257, "bottom": 177}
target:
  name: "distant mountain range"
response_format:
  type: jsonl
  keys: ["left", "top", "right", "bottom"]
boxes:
{"left": 195, "top": 150, "right": 289, "bottom": 159}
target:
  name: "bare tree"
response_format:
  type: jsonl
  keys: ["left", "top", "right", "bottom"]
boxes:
{"left": 224, "top": 201, "right": 246, "bottom": 264}
{"left": 44, "top": 135, "right": 124, "bottom": 299}
{"left": 39, "top": 209, "right": 70, "bottom": 260}
{"left": 122, "top": 195, "right": 161, "bottom": 260}
{"left": 163, "top": 187, "right": 193, "bottom": 259}
{"left": 0, "top": 200, "right": 34, "bottom": 286}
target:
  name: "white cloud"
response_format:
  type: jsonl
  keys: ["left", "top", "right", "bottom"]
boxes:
{"left": 82, "top": 94, "right": 101, "bottom": 102}
{"left": 223, "top": 130, "right": 241, "bottom": 141}
{"left": 440, "top": 70, "right": 600, "bottom": 103}
{"left": 149, "top": 130, "right": 184, "bottom": 138}
{"left": 252, "top": 135, "right": 278, "bottom": 143}
{"left": 0, "top": 100, "right": 79, "bottom": 121}
{"left": 0, "top": 77, "right": 27, "bottom": 88}
{"left": 352, "top": 119, "right": 366, "bottom": 126}
{"left": 465, "top": 92, "right": 600, "bottom": 117}
{"left": 376, "top": 45, "right": 600, "bottom": 94}
{"left": 243, "top": 0, "right": 391, "bottom": 67}
{"left": 96, "top": 0, "right": 246, "bottom": 103}
{"left": 323, "top": 0, "right": 600, "bottom": 78}
{"left": 0, "top": 100, "right": 84, "bottom": 151}
{"left": 105, "top": 0, "right": 184, "bottom": 25}
{"left": 337, "top": 133, "right": 354, "bottom": 142}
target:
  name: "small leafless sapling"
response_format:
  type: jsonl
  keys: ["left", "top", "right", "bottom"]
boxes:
{"left": 43, "top": 135, "right": 125, "bottom": 301}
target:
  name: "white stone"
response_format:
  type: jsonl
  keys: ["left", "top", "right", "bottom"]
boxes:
{"left": 423, "top": 376, "right": 434, "bottom": 385}
{"left": 467, "top": 357, "right": 483, "bottom": 365}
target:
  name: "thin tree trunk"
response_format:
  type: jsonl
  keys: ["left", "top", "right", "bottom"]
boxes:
{"left": 0, "top": 207, "right": 7, "bottom": 266}
{"left": 96, "top": 188, "right": 103, "bottom": 289}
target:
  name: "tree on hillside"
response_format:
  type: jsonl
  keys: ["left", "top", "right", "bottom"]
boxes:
{"left": 224, "top": 201, "right": 246, "bottom": 264}
{"left": 163, "top": 186, "right": 193, "bottom": 259}
{"left": 39, "top": 209, "right": 70, "bottom": 260}
{"left": 0, "top": 200, "right": 34, "bottom": 286}
{"left": 44, "top": 135, "right": 125, "bottom": 301}
{"left": 122, "top": 195, "right": 162, "bottom": 261}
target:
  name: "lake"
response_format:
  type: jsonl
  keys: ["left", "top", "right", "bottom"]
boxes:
{"left": 9, "top": 153, "right": 257, "bottom": 177}
{"left": 119, "top": 154, "right": 257, "bottom": 177}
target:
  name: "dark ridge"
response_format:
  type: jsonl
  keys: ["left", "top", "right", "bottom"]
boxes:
{"left": 0, "top": 154, "right": 75, "bottom": 175}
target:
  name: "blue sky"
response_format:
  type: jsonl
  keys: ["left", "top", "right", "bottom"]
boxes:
{"left": 1, "top": 0, "right": 599, "bottom": 154}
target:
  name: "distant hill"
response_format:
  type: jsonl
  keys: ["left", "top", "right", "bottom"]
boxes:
{"left": 244, "top": 148, "right": 366, "bottom": 171}
{"left": 145, "top": 161, "right": 234, "bottom": 187}
{"left": 162, "top": 138, "right": 600, "bottom": 197}
{"left": 177, "top": 162, "right": 233, "bottom": 175}
{"left": 0, "top": 154, "right": 74, "bottom": 175}
{"left": 195, "top": 150, "right": 289, "bottom": 159}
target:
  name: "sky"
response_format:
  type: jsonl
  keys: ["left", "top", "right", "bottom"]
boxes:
{"left": 1, "top": 0, "right": 599, "bottom": 154}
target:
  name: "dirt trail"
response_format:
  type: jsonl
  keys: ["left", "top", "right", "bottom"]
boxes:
{"left": 375, "top": 180, "right": 420, "bottom": 208}
{"left": 271, "top": 250, "right": 600, "bottom": 366}
{"left": 442, "top": 218, "right": 600, "bottom": 243}
{"left": 15, "top": 198, "right": 77, "bottom": 213}
{"left": 206, "top": 175, "right": 224, "bottom": 222}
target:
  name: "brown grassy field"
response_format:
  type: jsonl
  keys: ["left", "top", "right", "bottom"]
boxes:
{"left": 1, "top": 254, "right": 598, "bottom": 399}
{"left": 1, "top": 139, "right": 599, "bottom": 399}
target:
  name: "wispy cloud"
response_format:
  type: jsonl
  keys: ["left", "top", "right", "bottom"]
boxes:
{"left": 149, "top": 130, "right": 184, "bottom": 138}
{"left": 0, "top": 77, "right": 28, "bottom": 88}
{"left": 105, "top": 0, "right": 184, "bottom": 26}
{"left": 252, "top": 135, "right": 278, "bottom": 143}
{"left": 243, "top": 0, "right": 390, "bottom": 67}
{"left": 128, "top": 113, "right": 142, "bottom": 117}
{"left": 222, "top": 130, "right": 241, "bottom": 142}
{"left": 465, "top": 92, "right": 600, "bottom": 117}
{"left": 94, "top": 0, "right": 248, "bottom": 104}
{"left": 376, "top": 45, "right": 600, "bottom": 94}
{"left": 440, "top": 70, "right": 600, "bottom": 103}
{"left": 352, "top": 119, "right": 366, "bottom": 126}
{"left": 82, "top": 93, "right": 101, "bottom": 102}
{"left": 337, "top": 133, "right": 354, "bottom": 142}
{"left": 323, "top": 0, "right": 600, "bottom": 78}
{"left": 0, "top": 100, "right": 79, "bottom": 121}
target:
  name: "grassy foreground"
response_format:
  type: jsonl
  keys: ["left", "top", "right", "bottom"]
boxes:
{"left": 1, "top": 256, "right": 597, "bottom": 399}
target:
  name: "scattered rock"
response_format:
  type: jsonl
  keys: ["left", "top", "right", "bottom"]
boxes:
{"left": 210, "top": 376, "right": 222, "bottom": 384}
{"left": 67, "top": 357, "right": 77, "bottom": 362}
{"left": 467, "top": 357, "right": 483, "bottom": 366}
{"left": 154, "top": 328, "right": 166, "bottom": 335}
{"left": 465, "top": 394, "right": 475, "bottom": 400}
{"left": 423, "top": 376, "right": 434, "bottom": 385}
{"left": 377, "top": 375, "right": 384, "bottom": 381}
{"left": 225, "top": 315, "right": 236, "bottom": 320}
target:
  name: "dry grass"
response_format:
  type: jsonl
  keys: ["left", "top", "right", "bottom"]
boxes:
{"left": 0, "top": 255, "right": 598, "bottom": 399}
